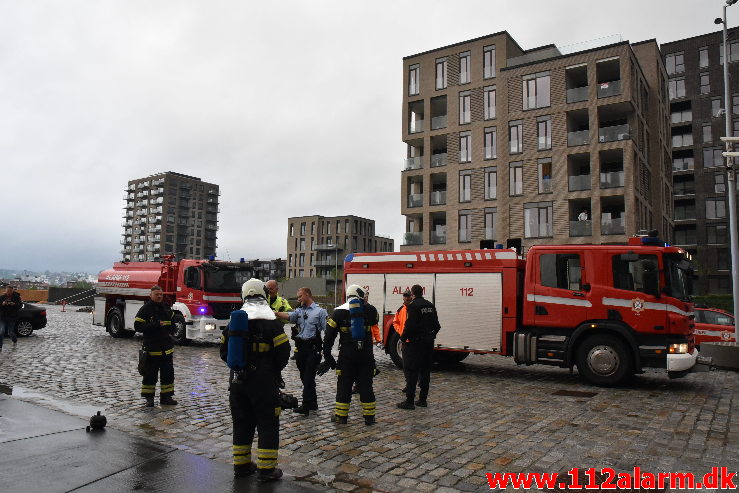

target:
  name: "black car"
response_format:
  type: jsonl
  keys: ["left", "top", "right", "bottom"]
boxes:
{"left": 9, "top": 303, "right": 47, "bottom": 337}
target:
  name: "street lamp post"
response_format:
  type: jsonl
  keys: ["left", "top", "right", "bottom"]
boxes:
{"left": 717, "top": 0, "right": 739, "bottom": 342}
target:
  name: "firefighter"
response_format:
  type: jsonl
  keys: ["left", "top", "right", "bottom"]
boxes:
{"left": 134, "top": 285, "right": 177, "bottom": 407}
{"left": 220, "top": 278, "right": 290, "bottom": 481}
{"left": 397, "top": 284, "right": 440, "bottom": 410}
{"left": 320, "top": 284, "right": 379, "bottom": 425}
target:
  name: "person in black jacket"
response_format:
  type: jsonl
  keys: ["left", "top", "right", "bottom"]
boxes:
{"left": 321, "top": 284, "right": 380, "bottom": 425}
{"left": 134, "top": 285, "right": 177, "bottom": 407}
{"left": 397, "top": 284, "right": 440, "bottom": 410}
{"left": 220, "top": 278, "right": 290, "bottom": 482}
{"left": 0, "top": 285, "right": 21, "bottom": 350}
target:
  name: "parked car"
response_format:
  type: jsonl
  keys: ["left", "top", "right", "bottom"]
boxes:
{"left": 10, "top": 303, "right": 47, "bottom": 337}
{"left": 694, "top": 307, "right": 735, "bottom": 346}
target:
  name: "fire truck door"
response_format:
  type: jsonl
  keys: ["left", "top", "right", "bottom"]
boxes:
{"left": 345, "top": 274, "right": 385, "bottom": 314}
{"left": 531, "top": 251, "right": 589, "bottom": 329}
{"left": 435, "top": 273, "right": 502, "bottom": 351}
{"left": 384, "top": 274, "right": 434, "bottom": 315}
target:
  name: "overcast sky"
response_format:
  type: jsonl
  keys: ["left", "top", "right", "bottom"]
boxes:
{"left": 0, "top": 0, "right": 723, "bottom": 273}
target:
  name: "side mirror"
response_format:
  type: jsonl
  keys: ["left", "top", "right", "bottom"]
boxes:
{"left": 582, "top": 283, "right": 591, "bottom": 292}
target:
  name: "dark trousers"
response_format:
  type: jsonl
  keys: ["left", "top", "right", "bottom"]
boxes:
{"left": 140, "top": 353, "right": 174, "bottom": 399}
{"left": 335, "top": 350, "right": 375, "bottom": 417}
{"left": 295, "top": 340, "right": 320, "bottom": 408}
{"left": 230, "top": 384, "right": 280, "bottom": 471}
{"left": 404, "top": 342, "right": 433, "bottom": 402}
{"left": 404, "top": 366, "right": 430, "bottom": 402}
{"left": 0, "top": 316, "right": 16, "bottom": 346}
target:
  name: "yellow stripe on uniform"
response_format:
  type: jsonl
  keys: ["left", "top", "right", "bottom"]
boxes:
{"left": 233, "top": 444, "right": 251, "bottom": 465}
{"left": 251, "top": 342, "right": 271, "bottom": 352}
{"left": 141, "top": 384, "right": 155, "bottom": 395}
{"left": 273, "top": 333, "right": 288, "bottom": 346}
{"left": 361, "top": 401, "right": 376, "bottom": 416}
{"left": 160, "top": 384, "right": 174, "bottom": 392}
{"left": 135, "top": 317, "right": 146, "bottom": 323}
{"left": 256, "top": 448, "right": 278, "bottom": 469}
{"left": 161, "top": 321, "right": 172, "bottom": 326}
{"left": 327, "top": 319, "right": 337, "bottom": 328}
{"left": 274, "top": 407, "right": 282, "bottom": 417}
{"left": 334, "top": 402, "right": 350, "bottom": 416}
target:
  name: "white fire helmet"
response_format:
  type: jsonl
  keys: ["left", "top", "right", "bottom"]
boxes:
{"left": 242, "top": 278, "right": 266, "bottom": 299}
{"left": 345, "top": 284, "right": 365, "bottom": 300}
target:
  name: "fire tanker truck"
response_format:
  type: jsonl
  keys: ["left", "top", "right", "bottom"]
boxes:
{"left": 93, "top": 256, "right": 255, "bottom": 344}
{"left": 345, "top": 237, "right": 699, "bottom": 385}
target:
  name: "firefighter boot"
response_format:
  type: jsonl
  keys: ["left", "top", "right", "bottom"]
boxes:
{"left": 364, "top": 415, "right": 376, "bottom": 426}
{"left": 331, "top": 414, "right": 348, "bottom": 424}
{"left": 160, "top": 396, "right": 178, "bottom": 406}
{"left": 257, "top": 467, "right": 283, "bottom": 482}
{"left": 396, "top": 400, "right": 415, "bottom": 410}
{"left": 234, "top": 463, "right": 257, "bottom": 478}
{"left": 144, "top": 396, "right": 154, "bottom": 408}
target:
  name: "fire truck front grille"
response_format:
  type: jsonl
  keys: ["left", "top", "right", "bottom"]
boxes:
{"left": 209, "top": 302, "right": 242, "bottom": 320}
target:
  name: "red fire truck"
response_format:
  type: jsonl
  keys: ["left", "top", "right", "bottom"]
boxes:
{"left": 344, "top": 237, "right": 698, "bottom": 385}
{"left": 93, "top": 257, "right": 255, "bottom": 344}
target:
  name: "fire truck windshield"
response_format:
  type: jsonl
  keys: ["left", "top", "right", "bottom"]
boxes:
{"left": 664, "top": 253, "right": 695, "bottom": 302}
{"left": 203, "top": 268, "right": 254, "bottom": 293}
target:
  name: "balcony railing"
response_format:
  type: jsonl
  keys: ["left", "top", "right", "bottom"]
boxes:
{"left": 568, "top": 174, "right": 591, "bottom": 191}
{"left": 598, "top": 124, "right": 630, "bottom": 143}
{"left": 431, "top": 153, "right": 447, "bottom": 167}
{"left": 601, "top": 217, "right": 625, "bottom": 235}
{"left": 430, "top": 231, "right": 446, "bottom": 244}
{"left": 597, "top": 80, "right": 621, "bottom": 98}
{"left": 407, "top": 194, "right": 423, "bottom": 208}
{"left": 431, "top": 115, "right": 447, "bottom": 130}
{"left": 409, "top": 119, "right": 424, "bottom": 134}
{"left": 570, "top": 220, "right": 593, "bottom": 237}
{"left": 568, "top": 129, "right": 589, "bottom": 146}
{"left": 672, "top": 159, "right": 695, "bottom": 171}
{"left": 404, "top": 156, "right": 423, "bottom": 170}
{"left": 567, "top": 86, "right": 588, "bottom": 103}
{"left": 540, "top": 179, "right": 552, "bottom": 193}
{"left": 314, "top": 243, "right": 343, "bottom": 251}
{"left": 600, "top": 171, "right": 624, "bottom": 188}
{"left": 314, "top": 259, "right": 338, "bottom": 267}
{"left": 430, "top": 190, "right": 447, "bottom": 205}
{"left": 403, "top": 232, "right": 423, "bottom": 246}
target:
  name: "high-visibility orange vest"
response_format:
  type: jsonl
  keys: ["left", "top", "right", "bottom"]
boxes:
{"left": 392, "top": 305, "right": 407, "bottom": 336}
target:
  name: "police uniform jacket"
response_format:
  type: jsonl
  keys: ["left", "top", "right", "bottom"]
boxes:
{"left": 402, "top": 296, "right": 440, "bottom": 369}
{"left": 323, "top": 300, "right": 379, "bottom": 362}
{"left": 134, "top": 300, "right": 175, "bottom": 351}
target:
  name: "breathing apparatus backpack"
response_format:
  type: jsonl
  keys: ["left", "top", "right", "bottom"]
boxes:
{"left": 348, "top": 297, "right": 365, "bottom": 345}
{"left": 227, "top": 309, "right": 249, "bottom": 370}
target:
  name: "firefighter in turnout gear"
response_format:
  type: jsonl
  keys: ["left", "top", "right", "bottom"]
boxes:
{"left": 134, "top": 285, "right": 177, "bottom": 407}
{"left": 220, "top": 278, "right": 290, "bottom": 481}
{"left": 321, "top": 284, "right": 379, "bottom": 425}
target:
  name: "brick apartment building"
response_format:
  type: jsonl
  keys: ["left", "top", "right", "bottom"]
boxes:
{"left": 662, "top": 28, "right": 739, "bottom": 295}
{"left": 400, "top": 32, "right": 672, "bottom": 253}
{"left": 121, "top": 172, "right": 219, "bottom": 261}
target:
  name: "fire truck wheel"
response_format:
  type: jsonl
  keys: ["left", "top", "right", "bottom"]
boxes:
{"left": 106, "top": 307, "right": 133, "bottom": 338}
{"left": 576, "top": 334, "right": 633, "bottom": 386}
{"left": 387, "top": 332, "right": 404, "bottom": 368}
{"left": 172, "top": 313, "right": 189, "bottom": 346}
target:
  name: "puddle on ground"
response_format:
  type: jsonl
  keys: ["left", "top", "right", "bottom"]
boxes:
{"left": 1, "top": 383, "right": 104, "bottom": 419}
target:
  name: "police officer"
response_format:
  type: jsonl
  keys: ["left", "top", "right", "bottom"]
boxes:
{"left": 321, "top": 284, "right": 379, "bottom": 425}
{"left": 275, "top": 287, "right": 326, "bottom": 415}
{"left": 134, "top": 285, "right": 177, "bottom": 407}
{"left": 397, "top": 284, "right": 440, "bottom": 410}
{"left": 221, "top": 278, "right": 290, "bottom": 481}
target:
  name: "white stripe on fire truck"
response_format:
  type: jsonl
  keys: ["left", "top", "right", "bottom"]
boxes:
{"left": 526, "top": 294, "right": 592, "bottom": 307}
{"left": 601, "top": 298, "right": 691, "bottom": 317}
{"left": 97, "top": 286, "right": 151, "bottom": 297}
{"left": 202, "top": 296, "right": 242, "bottom": 302}
{"left": 350, "top": 254, "right": 419, "bottom": 263}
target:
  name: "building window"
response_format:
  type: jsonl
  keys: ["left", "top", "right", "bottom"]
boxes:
{"left": 484, "top": 167, "right": 497, "bottom": 200}
{"left": 522, "top": 71, "right": 551, "bottom": 110}
{"left": 459, "top": 91, "right": 471, "bottom": 124}
{"left": 668, "top": 78, "right": 685, "bottom": 99}
{"left": 484, "top": 208, "right": 497, "bottom": 240}
{"left": 707, "top": 224, "right": 728, "bottom": 244}
{"left": 524, "top": 202, "right": 553, "bottom": 238}
{"left": 458, "top": 210, "right": 471, "bottom": 242}
{"left": 289, "top": 224, "right": 294, "bottom": 236}
{"left": 719, "top": 41, "right": 739, "bottom": 64}
{"left": 671, "top": 108, "right": 692, "bottom": 123}
{"left": 483, "top": 45, "right": 496, "bottom": 79}
{"left": 299, "top": 238, "right": 305, "bottom": 251}
{"left": 665, "top": 52, "right": 684, "bottom": 74}
{"left": 703, "top": 147, "right": 723, "bottom": 168}
{"left": 699, "top": 47, "right": 709, "bottom": 68}
{"left": 712, "top": 97, "right": 721, "bottom": 117}
{"left": 459, "top": 51, "right": 471, "bottom": 84}
{"left": 409, "top": 64, "right": 420, "bottom": 96}
{"left": 509, "top": 120, "right": 523, "bottom": 154}
{"left": 435, "top": 57, "right": 447, "bottom": 90}
{"left": 537, "top": 116, "right": 552, "bottom": 150}
{"left": 484, "top": 127, "right": 497, "bottom": 159}
{"left": 715, "top": 172, "right": 726, "bottom": 193}
{"left": 538, "top": 158, "right": 552, "bottom": 194}
{"left": 699, "top": 73, "right": 710, "bottom": 95}
{"left": 459, "top": 132, "right": 471, "bottom": 163}
{"left": 459, "top": 170, "right": 472, "bottom": 202}
{"left": 509, "top": 161, "right": 523, "bottom": 196}
{"left": 706, "top": 198, "right": 726, "bottom": 219}
{"left": 311, "top": 222, "right": 315, "bottom": 235}
{"left": 671, "top": 132, "right": 693, "bottom": 148}
{"left": 717, "top": 250, "right": 730, "bottom": 270}
{"left": 733, "top": 93, "right": 739, "bottom": 114}
{"left": 703, "top": 124, "right": 713, "bottom": 143}
{"left": 484, "top": 86, "right": 496, "bottom": 120}
{"left": 299, "top": 253, "right": 305, "bottom": 267}
{"left": 300, "top": 222, "right": 306, "bottom": 235}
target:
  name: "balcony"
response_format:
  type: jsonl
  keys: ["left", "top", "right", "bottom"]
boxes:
{"left": 431, "top": 115, "right": 447, "bottom": 130}
{"left": 600, "top": 171, "right": 624, "bottom": 188}
{"left": 598, "top": 124, "right": 630, "bottom": 143}
{"left": 567, "top": 86, "right": 588, "bottom": 103}
{"left": 315, "top": 243, "right": 343, "bottom": 251}
{"left": 570, "top": 220, "right": 593, "bottom": 237}
{"left": 430, "top": 232, "right": 446, "bottom": 244}
{"left": 430, "top": 190, "right": 446, "bottom": 206}
{"left": 409, "top": 119, "right": 424, "bottom": 134}
{"left": 568, "top": 130, "right": 589, "bottom": 146}
{"left": 597, "top": 80, "right": 621, "bottom": 98}
{"left": 407, "top": 194, "right": 423, "bottom": 208}
{"left": 568, "top": 174, "right": 591, "bottom": 191}
{"left": 601, "top": 217, "right": 625, "bottom": 235}
{"left": 403, "top": 232, "right": 422, "bottom": 246}
{"left": 404, "top": 156, "right": 423, "bottom": 170}
{"left": 431, "top": 153, "right": 447, "bottom": 168}
{"left": 314, "top": 259, "right": 338, "bottom": 267}
{"left": 540, "top": 179, "right": 552, "bottom": 193}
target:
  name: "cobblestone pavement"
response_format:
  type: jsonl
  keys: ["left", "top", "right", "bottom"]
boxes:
{"left": 1, "top": 305, "right": 738, "bottom": 492}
